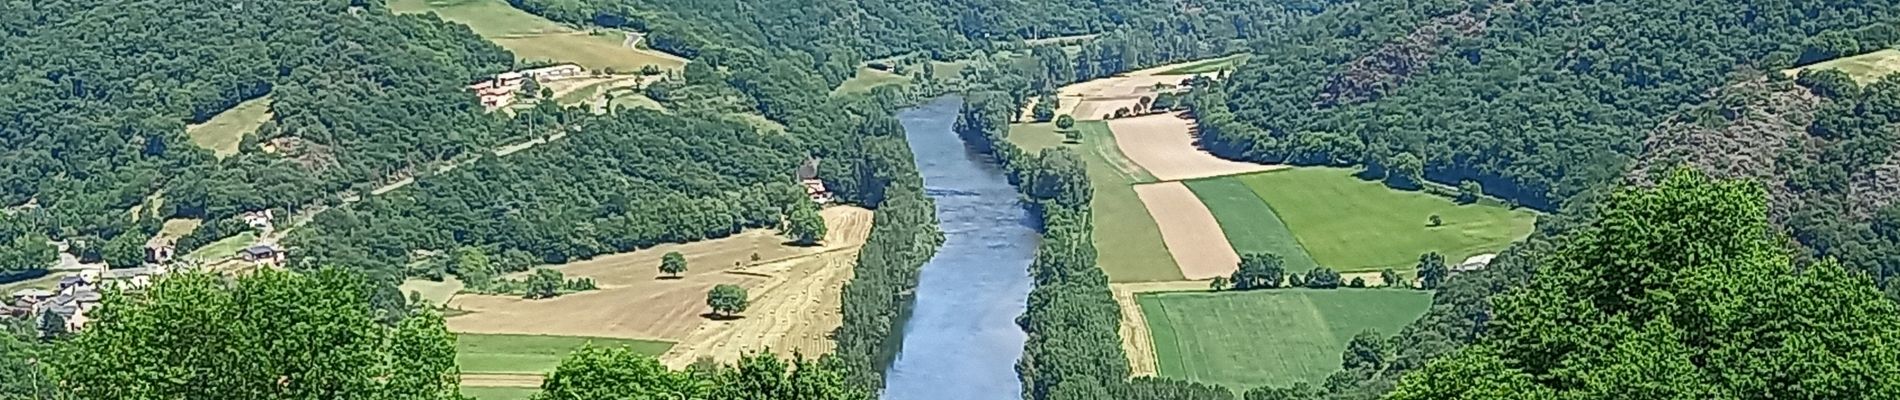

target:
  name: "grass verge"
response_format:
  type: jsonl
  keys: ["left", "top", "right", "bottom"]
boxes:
{"left": 1008, "top": 121, "right": 1178, "bottom": 282}
{"left": 462, "top": 386, "right": 538, "bottom": 400}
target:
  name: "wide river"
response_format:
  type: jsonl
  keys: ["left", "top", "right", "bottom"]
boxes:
{"left": 880, "top": 96, "right": 1038, "bottom": 400}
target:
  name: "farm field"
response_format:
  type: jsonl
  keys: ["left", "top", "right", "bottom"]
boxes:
{"left": 1055, "top": 57, "right": 1221, "bottom": 121}
{"left": 1784, "top": 48, "right": 1900, "bottom": 84}
{"left": 445, "top": 206, "right": 875, "bottom": 365}
{"left": 401, "top": 277, "right": 466, "bottom": 307}
{"left": 1219, "top": 168, "right": 1537, "bottom": 271}
{"left": 186, "top": 231, "right": 256, "bottom": 262}
{"left": 833, "top": 67, "right": 910, "bottom": 95}
{"left": 1183, "top": 178, "right": 1320, "bottom": 273}
{"left": 1157, "top": 54, "right": 1250, "bottom": 75}
{"left": 185, "top": 95, "right": 272, "bottom": 158}
{"left": 456, "top": 333, "right": 673, "bottom": 374}
{"left": 389, "top": 0, "right": 686, "bottom": 71}
{"left": 1007, "top": 122, "right": 1181, "bottom": 282}
{"left": 462, "top": 387, "right": 537, "bottom": 400}
{"left": 1106, "top": 114, "right": 1283, "bottom": 181}
{"left": 1139, "top": 289, "right": 1432, "bottom": 390}
{"left": 1133, "top": 183, "right": 1239, "bottom": 280}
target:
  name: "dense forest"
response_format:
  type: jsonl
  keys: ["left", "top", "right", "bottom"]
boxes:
{"left": 1191, "top": 0, "right": 1900, "bottom": 210}
{"left": 0, "top": 0, "right": 512, "bottom": 278}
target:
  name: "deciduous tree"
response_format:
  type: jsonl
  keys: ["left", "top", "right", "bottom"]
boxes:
{"left": 1230, "top": 253, "right": 1285, "bottom": 290}
{"left": 785, "top": 200, "right": 828, "bottom": 246}
{"left": 708, "top": 284, "right": 749, "bottom": 317}
{"left": 1417, "top": 252, "right": 1447, "bottom": 289}
{"left": 661, "top": 251, "right": 688, "bottom": 278}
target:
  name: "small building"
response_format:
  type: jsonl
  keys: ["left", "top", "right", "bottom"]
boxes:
{"left": 10, "top": 289, "right": 53, "bottom": 304}
{"left": 795, "top": 158, "right": 831, "bottom": 203}
{"left": 1454, "top": 254, "right": 1496, "bottom": 273}
{"left": 241, "top": 209, "right": 276, "bottom": 231}
{"left": 522, "top": 64, "right": 585, "bottom": 81}
{"left": 145, "top": 237, "right": 175, "bottom": 264}
{"left": 239, "top": 244, "right": 285, "bottom": 264}
{"left": 102, "top": 267, "right": 158, "bottom": 289}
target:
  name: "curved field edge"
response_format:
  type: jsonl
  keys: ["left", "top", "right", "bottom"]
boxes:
{"left": 1183, "top": 177, "right": 1321, "bottom": 272}
{"left": 1236, "top": 168, "right": 1538, "bottom": 271}
{"left": 1007, "top": 121, "right": 1180, "bottom": 282}
{"left": 1137, "top": 289, "right": 1432, "bottom": 391}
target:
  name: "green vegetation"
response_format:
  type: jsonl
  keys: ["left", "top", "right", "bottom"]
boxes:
{"left": 462, "top": 387, "right": 539, "bottom": 400}
{"left": 1183, "top": 178, "right": 1319, "bottom": 272}
{"left": 185, "top": 231, "right": 256, "bottom": 261}
{"left": 400, "top": 277, "right": 466, "bottom": 306}
{"left": 1785, "top": 48, "right": 1900, "bottom": 84}
{"left": 389, "top": 0, "right": 683, "bottom": 71}
{"left": 1157, "top": 54, "right": 1249, "bottom": 75}
{"left": 1140, "top": 289, "right": 1432, "bottom": 390}
{"left": 1007, "top": 121, "right": 1178, "bottom": 282}
{"left": 604, "top": 89, "right": 666, "bottom": 112}
{"left": 1226, "top": 168, "right": 1536, "bottom": 271}
{"left": 455, "top": 333, "right": 672, "bottom": 374}
{"left": 833, "top": 67, "right": 911, "bottom": 95}
{"left": 184, "top": 95, "right": 272, "bottom": 158}
{"left": 1389, "top": 171, "right": 1900, "bottom": 398}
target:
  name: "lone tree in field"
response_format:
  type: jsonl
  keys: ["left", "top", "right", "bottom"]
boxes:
{"left": 784, "top": 200, "right": 827, "bottom": 246}
{"left": 660, "top": 251, "right": 687, "bottom": 278}
{"left": 1429, "top": 214, "right": 1443, "bottom": 227}
{"left": 1416, "top": 252, "right": 1448, "bottom": 289}
{"left": 707, "top": 284, "right": 749, "bottom": 318}
{"left": 1055, "top": 114, "right": 1075, "bottom": 131}
{"left": 1230, "top": 253, "right": 1285, "bottom": 290}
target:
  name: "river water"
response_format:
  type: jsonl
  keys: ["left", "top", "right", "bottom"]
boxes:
{"left": 880, "top": 96, "right": 1038, "bottom": 400}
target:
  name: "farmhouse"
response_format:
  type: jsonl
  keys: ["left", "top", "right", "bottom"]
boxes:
{"left": 467, "top": 64, "right": 588, "bottom": 109}
{"left": 239, "top": 244, "right": 286, "bottom": 264}
{"left": 241, "top": 209, "right": 275, "bottom": 231}
{"left": 796, "top": 158, "right": 832, "bottom": 203}
{"left": 144, "top": 237, "right": 175, "bottom": 264}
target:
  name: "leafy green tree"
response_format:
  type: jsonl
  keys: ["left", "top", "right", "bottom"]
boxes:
{"left": 455, "top": 247, "right": 497, "bottom": 288}
{"left": 1244, "top": 383, "right": 1316, "bottom": 400}
{"left": 1428, "top": 214, "right": 1443, "bottom": 227}
{"left": 1032, "top": 94, "right": 1057, "bottom": 122}
{"left": 785, "top": 200, "right": 828, "bottom": 246}
{"left": 1390, "top": 169, "right": 1900, "bottom": 398}
{"left": 1348, "top": 276, "right": 1366, "bottom": 288}
{"left": 1229, "top": 253, "right": 1285, "bottom": 290}
{"left": 1416, "top": 252, "right": 1448, "bottom": 290}
{"left": 1341, "top": 330, "right": 1386, "bottom": 371}
{"left": 1379, "top": 268, "right": 1402, "bottom": 288}
{"left": 1055, "top": 114, "right": 1076, "bottom": 131}
{"left": 640, "top": 65, "right": 663, "bottom": 76}
{"left": 55, "top": 269, "right": 461, "bottom": 399}
{"left": 1208, "top": 276, "right": 1229, "bottom": 291}
{"left": 1457, "top": 180, "right": 1483, "bottom": 204}
{"left": 102, "top": 232, "right": 146, "bottom": 268}
{"left": 1303, "top": 267, "right": 1341, "bottom": 289}
{"left": 660, "top": 251, "right": 688, "bottom": 278}
{"left": 708, "top": 284, "right": 749, "bottom": 317}
{"left": 0, "top": 319, "right": 53, "bottom": 399}
{"left": 534, "top": 346, "right": 703, "bottom": 400}
{"left": 525, "top": 268, "right": 566, "bottom": 299}
{"left": 36, "top": 313, "right": 66, "bottom": 339}
{"left": 1386, "top": 152, "right": 1424, "bottom": 189}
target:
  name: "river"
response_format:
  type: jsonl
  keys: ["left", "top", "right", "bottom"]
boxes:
{"left": 880, "top": 96, "right": 1039, "bottom": 400}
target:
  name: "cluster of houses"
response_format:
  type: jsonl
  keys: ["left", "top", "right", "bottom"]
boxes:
{"left": 467, "top": 64, "right": 587, "bottom": 109}
{"left": 3, "top": 211, "right": 290, "bottom": 334}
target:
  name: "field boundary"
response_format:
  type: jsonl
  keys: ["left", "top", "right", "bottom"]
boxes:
{"left": 1110, "top": 280, "right": 1211, "bottom": 376}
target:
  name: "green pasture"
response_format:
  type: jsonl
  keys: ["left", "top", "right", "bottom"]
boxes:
{"left": 1157, "top": 54, "right": 1250, "bottom": 75}
{"left": 1007, "top": 122, "right": 1179, "bottom": 282}
{"left": 389, "top": 0, "right": 685, "bottom": 71}
{"left": 462, "top": 386, "right": 538, "bottom": 400}
{"left": 1207, "top": 168, "right": 1536, "bottom": 271}
{"left": 833, "top": 67, "right": 911, "bottom": 95}
{"left": 1140, "top": 289, "right": 1432, "bottom": 390}
{"left": 1182, "top": 178, "right": 1319, "bottom": 272}
{"left": 186, "top": 95, "right": 272, "bottom": 158}
{"left": 455, "top": 333, "right": 673, "bottom": 374}
{"left": 1784, "top": 49, "right": 1900, "bottom": 84}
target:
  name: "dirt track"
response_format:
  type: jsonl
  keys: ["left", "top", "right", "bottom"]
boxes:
{"left": 446, "top": 207, "right": 874, "bottom": 344}
{"left": 1133, "top": 182, "right": 1240, "bottom": 280}
{"left": 1108, "top": 114, "right": 1285, "bottom": 181}
{"left": 1111, "top": 280, "right": 1213, "bottom": 376}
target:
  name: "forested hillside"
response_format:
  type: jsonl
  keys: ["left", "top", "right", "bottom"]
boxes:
{"left": 1192, "top": 0, "right": 1900, "bottom": 209}
{"left": 0, "top": 0, "right": 512, "bottom": 275}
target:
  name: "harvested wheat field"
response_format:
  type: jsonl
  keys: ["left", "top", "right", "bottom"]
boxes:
{"left": 1055, "top": 58, "right": 1221, "bottom": 121}
{"left": 1133, "top": 182, "right": 1240, "bottom": 280}
{"left": 446, "top": 206, "right": 874, "bottom": 344}
{"left": 1109, "top": 114, "right": 1283, "bottom": 182}
{"left": 1111, "top": 280, "right": 1212, "bottom": 377}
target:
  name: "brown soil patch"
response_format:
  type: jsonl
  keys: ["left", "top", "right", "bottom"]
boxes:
{"left": 446, "top": 206, "right": 874, "bottom": 344}
{"left": 1111, "top": 280, "right": 1216, "bottom": 376}
{"left": 1109, "top": 114, "right": 1284, "bottom": 181}
{"left": 1133, "top": 182, "right": 1239, "bottom": 280}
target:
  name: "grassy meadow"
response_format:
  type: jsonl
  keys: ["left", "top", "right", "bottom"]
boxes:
{"left": 388, "top": 0, "right": 685, "bottom": 71}
{"left": 1157, "top": 54, "right": 1249, "bottom": 75}
{"left": 462, "top": 387, "right": 538, "bottom": 400}
{"left": 833, "top": 67, "right": 911, "bottom": 95}
{"left": 456, "top": 333, "right": 673, "bottom": 374}
{"left": 1182, "top": 178, "right": 1319, "bottom": 272}
{"left": 1140, "top": 289, "right": 1432, "bottom": 390}
{"left": 1784, "top": 49, "right": 1900, "bottom": 84}
{"left": 186, "top": 95, "right": 272, "bottom": 158}
{"left": 186, "top": 231, "right": 257, "bottom": 261}
{"left": 1212, "top": 168, "right": 1537, "bottom": 271}
{"left": 1008, "top": 122, "right": 1180, "bottom": 282}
